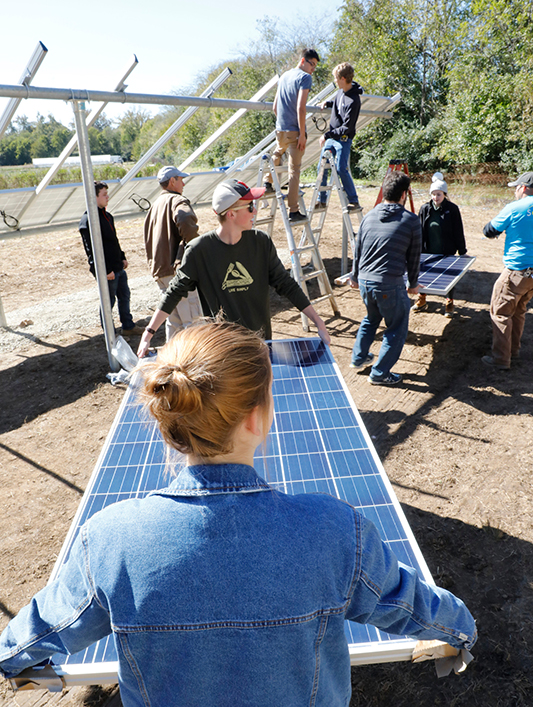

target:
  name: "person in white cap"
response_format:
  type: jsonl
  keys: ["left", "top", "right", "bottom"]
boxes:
{"left": 412, "top": 172, "right": 467, "bottom": 317}
{"left": 143, "top": 166, "right": 202, "bottom": 341}
{"left": 481, "top": 171, "right": 533, "bottom": 370}
{"left": 137, "top": 179, "right": 330, "bottom": 357}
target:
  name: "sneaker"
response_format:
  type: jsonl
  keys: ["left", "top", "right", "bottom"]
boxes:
{"left": 411, "top": 294, "right": 427, "bottom": 312}
{"left": 288, "top": 211, "right": 307, "bottom": 223}
{"left": 349, "top": 353, "right": 374, "bottom": 369}
{"left": 481, "top": 355, "right": 510, "bottom": 370}
{"left": 314, "top": 202, "right": 327, "bottom": 211}
{"left": 347, "top": 202, "right": 363, "bottom": 213}
{"left": 444, "top": 300, "right": 454, "bottom": 318}
{"left": 263, "top": 182, "right": 274, "bottom": 194}
{"left": 368, "top": 372, "right": 403, "bottom": 386}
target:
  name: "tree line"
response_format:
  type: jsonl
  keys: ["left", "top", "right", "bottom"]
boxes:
{"left": 1, "top": 1, "right": 532, "bottom": 180}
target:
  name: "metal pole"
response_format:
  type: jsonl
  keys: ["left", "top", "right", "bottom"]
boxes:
{"left": 11, "top": 57, "right": 140, "bottom": 228}
{"left": 35, "top": 56, "right": 139, "bottom": 197}
{"left": 72, "top": 100, "right": 120, "bottom": 372}
{"left": 0, "top": 290, "right": 6, "bottom": 328}
{"left": 118, "top": 67, "right": 232, "bottom": 189}
{"left": 0, "top": 41, "right": 48, "bottom": 139}
{"left": 178, "top": 75, "right": 279, "bottom": 172}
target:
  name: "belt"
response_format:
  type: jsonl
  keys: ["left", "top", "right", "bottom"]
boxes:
{"left": 508, "top": 267, "right": 533, "bottom": 277}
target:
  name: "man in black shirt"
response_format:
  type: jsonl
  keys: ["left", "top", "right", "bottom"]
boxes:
{"left": 79, "top": 182, "right": 143, "bottom": 336}
{"left": 137, "top": 179, "right": 330, "bottom": 357}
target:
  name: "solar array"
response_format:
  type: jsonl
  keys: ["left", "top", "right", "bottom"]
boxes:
{"left": 0, "top": 92, "right": 400, "bottom": 237}
{"left": 44, "top": 338, "right": 432, "bottom": 687}
{"left": 416, "top": 253, "right": 476, "bottom": 296}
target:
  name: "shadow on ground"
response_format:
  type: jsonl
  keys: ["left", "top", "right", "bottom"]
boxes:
{"left": 350, "top": 505, "right": 533, "bottom": 706}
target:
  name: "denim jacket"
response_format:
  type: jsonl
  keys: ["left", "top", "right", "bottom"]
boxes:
{"left": 0, "top": 464, "right": 476, "bottom": 706}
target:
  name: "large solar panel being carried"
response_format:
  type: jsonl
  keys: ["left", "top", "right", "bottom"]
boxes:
{"left": 15, "top": 338, "right": 435, "bottom": 689}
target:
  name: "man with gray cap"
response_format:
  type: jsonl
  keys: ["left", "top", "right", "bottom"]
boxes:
{"left": 137, "top": 178, "right": 330, "bottom": 357}
{"left": 143, "top": 166, "right": 202, "bottom": 340}
{"left": 482, "top": 172, "right": 533, "bottom": 369}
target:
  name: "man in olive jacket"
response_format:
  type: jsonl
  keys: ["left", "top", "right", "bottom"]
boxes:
{"left": 143, "top": 166, "right": 202, "bottom": 341}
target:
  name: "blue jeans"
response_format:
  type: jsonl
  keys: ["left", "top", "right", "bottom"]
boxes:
{"left": 318, "top": 138, "right": 358, "bottom": 205}
{"left": 352, "top": 281, "right": 410, "bottom": 378}
{"left": 104, "top": 269, "right": 135, "bottom": 330}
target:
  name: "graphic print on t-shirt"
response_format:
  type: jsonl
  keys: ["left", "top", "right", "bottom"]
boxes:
{"left": 222, "top": 262, "right": 254, "bottom": 292}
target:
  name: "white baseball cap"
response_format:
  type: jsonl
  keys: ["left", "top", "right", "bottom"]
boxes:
{"left": 212, "top": 179, "right": 265, "bottom": 214}
{"left": 157, "top": 166, "right": 189, "bottom": 183}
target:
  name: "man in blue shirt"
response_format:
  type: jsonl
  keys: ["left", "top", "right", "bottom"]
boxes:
{"left": 482, "top": 172, "right": 533, "bottom": 370}
{"left": 263, "top": 48, "right": 319, "bottom": 223}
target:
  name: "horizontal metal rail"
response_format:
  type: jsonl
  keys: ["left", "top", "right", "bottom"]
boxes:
{"left": 0, "top": 83, "right": 393, "bottom": 118}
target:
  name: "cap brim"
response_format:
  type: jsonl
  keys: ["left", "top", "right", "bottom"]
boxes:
{"left": 242, "top": 186, "right": 266, "bottom": 200}
{"left": 508, "top": 180, "right": 520, "bottom": 187}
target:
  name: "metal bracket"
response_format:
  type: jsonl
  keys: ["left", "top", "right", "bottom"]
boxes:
{"left": 10, "top": 664, "right": 65, "bottom": 692}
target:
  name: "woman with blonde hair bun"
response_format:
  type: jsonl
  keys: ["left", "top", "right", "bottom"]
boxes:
{"left": 0, "top": 320, "right": 476, "bottom": 706}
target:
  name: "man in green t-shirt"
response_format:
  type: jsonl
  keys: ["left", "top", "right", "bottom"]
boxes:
{"left": 137, "top": 179, "right": 330, "bottom": 356}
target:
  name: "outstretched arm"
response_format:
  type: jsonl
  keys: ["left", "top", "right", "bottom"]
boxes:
{"left": 137, "top": 309, "right": 169, "bottom": 358}
{"left": 301, "top": 305, "right": 331, "bottom": 346}
{"left": 296, "top": 89, "right": 310, "bottom": 151}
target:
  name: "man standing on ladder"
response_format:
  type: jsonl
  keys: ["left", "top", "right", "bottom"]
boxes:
{"left": 316, "top": 62, "right": 363, "bottom": 213}
{"left": 263, "top": 48, "right": 320, "bottom": 223}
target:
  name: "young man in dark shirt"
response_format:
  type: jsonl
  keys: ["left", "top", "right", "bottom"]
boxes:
{"left": 137, "top": 179, "right": 330, "bottom": 357}
{"left": 349, "top": 172, "right": 421, "bottom": 385}
{"left": 316, "top": 62, "right": 363, "bottom": 212}
{"left": 79, "top": 182, "right": 142, "bottom": 336}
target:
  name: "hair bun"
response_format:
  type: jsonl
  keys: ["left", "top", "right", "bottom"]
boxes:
{"left": 152, "top": 365, "right": 203, "bottom": 417}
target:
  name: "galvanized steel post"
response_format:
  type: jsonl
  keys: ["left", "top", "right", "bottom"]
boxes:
{"left": 72, "top": 100, "right": 120, "bottom": 372}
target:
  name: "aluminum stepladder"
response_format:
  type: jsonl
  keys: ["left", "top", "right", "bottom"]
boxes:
{"left": 306, "top": 149, "right": 364, "bottom": 284}
{"left": 256, "top": 153, "right": 339, "bottom": 331}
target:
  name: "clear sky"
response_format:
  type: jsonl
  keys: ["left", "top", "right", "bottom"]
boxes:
{"left": 0, "top": 0, "right": 339, "bottom": 129}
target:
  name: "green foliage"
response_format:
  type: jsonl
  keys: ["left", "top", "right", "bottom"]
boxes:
{"left": 1, "top": 4, "right": 532, "bottom": 180}
{"left": 0, "top": 163, "right": 128, "bottom": 190}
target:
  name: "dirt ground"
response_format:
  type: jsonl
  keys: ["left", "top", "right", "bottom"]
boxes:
{"left": 0, "top": 182, "right": 532, "bottom": 707}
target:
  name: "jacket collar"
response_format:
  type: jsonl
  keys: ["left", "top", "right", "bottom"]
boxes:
{"left": 151, "top": 464, "right": 272, "bottom": 497}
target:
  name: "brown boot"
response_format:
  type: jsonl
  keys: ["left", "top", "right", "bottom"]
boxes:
{"left": 411, "top": 293, "right": 427, "bottom": 312}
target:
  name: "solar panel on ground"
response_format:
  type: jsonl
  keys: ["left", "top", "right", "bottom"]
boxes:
{"left": 41, "top": 338, "right": 432, "bottom": 687}
{"left": 417, "top": 253, "right": 476, "bottom": 296}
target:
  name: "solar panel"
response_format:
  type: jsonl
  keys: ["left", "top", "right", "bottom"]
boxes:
{"left": 417, "top": 253, "right": 476, "bottom": 296}
{"left": 41, "top": 338, "right": 432, "bottom": 686}
{"left": 0, "top": 93, "right": 400, "bottom": 236}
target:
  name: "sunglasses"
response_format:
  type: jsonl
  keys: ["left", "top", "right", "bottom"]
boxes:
{"left": 228, "top": 202, "right": 255, "bottom": 214}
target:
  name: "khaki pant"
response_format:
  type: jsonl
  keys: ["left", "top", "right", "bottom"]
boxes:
{"left": 156, "top": 275, "right": 202, "bottom": 342}
{"left": 490, "top": 267, "right": 533, "bottom": 366}
{"left": 264, "top": 130, "right": 304, "bottom": 213}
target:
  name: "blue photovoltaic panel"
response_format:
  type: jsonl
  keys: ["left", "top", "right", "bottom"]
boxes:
{"left": 416, "top": 253, "right": 476, "bottom": 296}
{"left": 48, "top": 338, "right": 432, "bottom": 683}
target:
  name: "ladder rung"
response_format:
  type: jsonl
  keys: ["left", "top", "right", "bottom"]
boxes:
{"left": 302, "top": 269, "right": 325, "bottom": 281}
{"left": 254, "top": 218, "right": 274, "bottom": 225}
{"left": 294, "top": 244, "right": 315, "bottom": 253}
{"left": 311, "top": 294, "right": 335, "bottom": 306}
